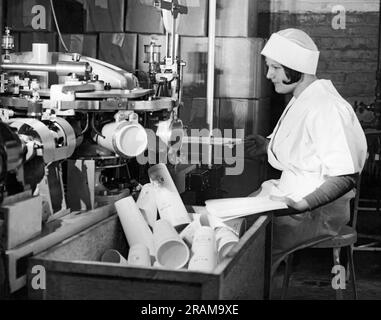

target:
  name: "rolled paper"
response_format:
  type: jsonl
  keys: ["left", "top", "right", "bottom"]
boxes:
{"left": 127, "top": 244, "right": 151, "bottom": 267}
{"left": 153, "top": 219, "right": 190, "bottom": 270}
{"left": 191, "top": 226, "right": 217, "bottom": 252}
{"left": 32, "top": 43, "right": 49, "bottom": 64}
{"left": 148, "top": 164, "right": 191, "bottom": 227}
{"left": 136, "top": 183, "right": 158, "bottom": 228}
{"left": 188, "top": 227, "right": 217, "bottom": 272}
{"left": 32, "top": 43, "right": 51, "bottom": 89}
{"left": 201, "top": 213, "right": 240, "bottom": 241}
{"left": 180, "top": 214, "right": 202, "bottom": 246}
{"left": 225, "top": 218, "right": 247, "bottom": 237}
{"left": 199, "top": 213, "right": 211, "bottom": 227}
{"left": 101, "top": 249, "right": 128, "bottom": 265}
{"left": 115, "top": 196, "right": 155, "bottom": 256}
{"left": 215, "top": 227, "right": 239, "bottom": 262}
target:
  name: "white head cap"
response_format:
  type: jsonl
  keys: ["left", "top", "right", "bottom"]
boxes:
{"left": 261, "top": 28, "right": 320, "bottom": 75}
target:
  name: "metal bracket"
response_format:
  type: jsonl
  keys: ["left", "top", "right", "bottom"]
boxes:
{"left": 154, "top": 0, "right": 188, "bottom": 19}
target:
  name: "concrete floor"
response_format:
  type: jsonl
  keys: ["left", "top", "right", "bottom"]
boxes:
{"left": 271, "top": 246, "right": 381, "bottom": 300}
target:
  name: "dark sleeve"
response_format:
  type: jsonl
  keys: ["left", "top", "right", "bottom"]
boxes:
{"left": 303, "top": 173, "right": 359, "bottom": 211}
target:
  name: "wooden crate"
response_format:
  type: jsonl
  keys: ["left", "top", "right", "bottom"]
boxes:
{"left": 27, "top": 212, "right": 271, "bottom": 300}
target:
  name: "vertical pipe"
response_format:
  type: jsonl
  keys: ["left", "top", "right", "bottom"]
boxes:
{"left": 378, "top": 0, "right": 381, "bottom": 73}
{"left": 171, "top": 15, "right": 176, "bottom": 63}
{"left": 375, "top": 0, "right": 381, "bottom": 128}
{"left": 207, "top": 0, "right": 217, "bottom": 165}
{"left": 0, "top": 0, "right": 3, "bottom": 60}
{"left": 166, "top": 32, "right": 170, "bottom": 60}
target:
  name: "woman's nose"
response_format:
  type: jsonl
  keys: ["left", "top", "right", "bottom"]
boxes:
{"left": 266, "top": 69, "right": 273, "bottom": 80}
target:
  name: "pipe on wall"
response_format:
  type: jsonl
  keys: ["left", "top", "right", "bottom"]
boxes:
{"left": 0, "top": 0, "right": 3, "bottom": 59}
{"left": 206, "top": 0, "right": 216, "bottom": 165}
{"left": 375, "top": 0, "right": 381, "bottom": 128}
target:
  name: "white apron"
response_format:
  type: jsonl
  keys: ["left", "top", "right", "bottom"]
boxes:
{"left": 263, "top": 80, "right": 367, "bottom": 259}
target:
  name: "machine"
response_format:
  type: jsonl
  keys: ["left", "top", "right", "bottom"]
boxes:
{"left": 0, "top": 0, "right": 190, "bottom": 296}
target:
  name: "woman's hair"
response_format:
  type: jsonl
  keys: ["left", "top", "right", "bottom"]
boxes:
{"left": 282, "top": 65, "right": 302, "bottom": 84}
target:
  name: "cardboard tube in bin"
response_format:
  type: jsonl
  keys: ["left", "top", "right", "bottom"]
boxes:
{"left": 153, "top": 219, "right": 190, "bottom": 269}
{"left": 115, "top": 196, "right": 155, "bottom": 257}
{"left": 215, "top": 227, "right": 239, "bottom": 262}
{"left": 101, "top": 249, "right": 128, "bottom": 265}
{"left": 137, "top": 183, "right": 158, "bottom": 228}
{"left": 127, "top": 244, "right": 151, "bottom": 267}
{"left": 148, "top": 164, "right": 191, "bottom": 227}
{"left": 188, "top": 226, "right": 217, "bottom": 272}
{"left": 180, "top": 214, "right": 202, "bottom": 246}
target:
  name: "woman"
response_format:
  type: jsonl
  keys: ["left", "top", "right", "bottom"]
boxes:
{"left": 245, "top": 28, "right": 368, "bottom": 265}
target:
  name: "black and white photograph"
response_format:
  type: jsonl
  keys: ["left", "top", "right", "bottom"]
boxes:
{"left": 0, "top": 0, "right": 380, "bottom": 307}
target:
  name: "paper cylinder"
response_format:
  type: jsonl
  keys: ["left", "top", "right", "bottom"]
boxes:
{"left": 101, "top": 249, "right": 128, "bottom": 265}
{"left": 148, "top": 164, "right": 191, "bottom": 227}
{"left": 225, "top": 218, "right": 247, "bottom": 237}
{"left": 180, "top": 214, "right": 202, "bottom": 246}
{"left": 137, "top": 183, "right": 158, "bottom": 228}
{"left": 215, "top": 227, "right": 239, "bottom": 262}
{"left": 115, "top": 196, "right": 155, "bottom": 256}
{"left": 32, "top": 43, "right": 51, "bottom": 89}
{"left": 153, "top": 219, "right": 190, "bottom": 269}
{"left": 127, "top": 244, "right": 151, "bottom": 267}
{"left": 188, "top": 227, "right": 217, "bottom": 272}
{"left": 191, "top": 226, "right": 216, "bottom": 252}
{"left": 32, "top": 43, "right": 49, "bottom": 64}
{"left": 96, "top": 121, "right": 148, "bottom": 158}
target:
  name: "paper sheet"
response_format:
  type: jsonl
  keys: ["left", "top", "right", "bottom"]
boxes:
{"left": 205, "top": 181, "right": 288, "bottom": 221}
{"left": 205, "top": 197, "right": 288, "bottom": 221}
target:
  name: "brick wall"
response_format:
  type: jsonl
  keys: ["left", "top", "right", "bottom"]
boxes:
{"left": 258, "top": 0, "right": 380, "bottom": 106}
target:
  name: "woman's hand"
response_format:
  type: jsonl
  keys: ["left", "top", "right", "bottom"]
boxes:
{"left": 244, "top": 134, "right": 269, "bottom": 159}
{"left": 270, "top": 195, "right": 310, "bottom": 212}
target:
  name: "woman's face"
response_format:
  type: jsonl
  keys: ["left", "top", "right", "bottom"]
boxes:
{"left": 265, "top": 58, "right": 298, "bottom": 94}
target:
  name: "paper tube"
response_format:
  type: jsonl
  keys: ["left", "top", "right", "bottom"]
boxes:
{"left": 127, "top": 244, "right": 151, "bottom": 267}
{"left": 153, "top": 219, "right": 190, "bottom": 269}
{"left": 215, "top": 227, "right": 239, "bottom": 262}
{"left": 101, "top": 249, "right": 128, "bottom": 265}
{"left": 148, "top": 164, "right": 191, "bottom": 227}
{"left": 97, "top": 121, "right": 148, "bottom": 158}
{"left": 32, "top": 43, "right": 51, "bottom": 89}
{"left": 180, "top": 214, "right": 202, "bottom": 246}
{"left": 137, "top": 183, "right": 158, "bottom": 228}
{"left": 203, "top": 213, "right": 239, "bottom": 236}
{"left": 188, "top": 227, "right": 217, "bottom": 272}
{"left": 225, "top": 218, "right": 247, "bottom": 237}
{"left": 115, "top": 196, "right": 155, "bottom": 256}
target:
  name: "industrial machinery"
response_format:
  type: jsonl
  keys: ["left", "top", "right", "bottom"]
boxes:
{"left": 0, "top": 0, "right": 190, "bottom": 297}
